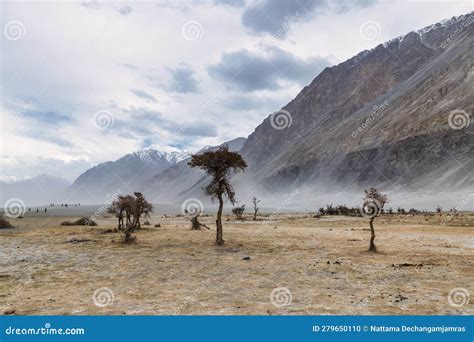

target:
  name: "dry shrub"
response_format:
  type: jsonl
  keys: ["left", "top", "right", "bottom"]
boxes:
{"left": 61, "top": 217, "right": 97, "bottom": 226}
{"left": 0, "top": 215, "right": 14, "bottom": 229}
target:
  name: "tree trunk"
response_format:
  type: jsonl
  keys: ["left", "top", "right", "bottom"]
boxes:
{"left": 216, "top": 195, "right": 224, "bottom": 245}
{"left": 369, "top": 217, "right": 376, "bottom": 252}
{"left": 191, "top": 216, "right": 200, "bottom": 230}
{"left": 253, "top": 209, "right": 257, "bottom": 221}
{"left": 134, "top": 215, "right": 141, "bottom": 229}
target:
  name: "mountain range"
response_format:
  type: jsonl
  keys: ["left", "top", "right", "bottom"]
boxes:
{"left": 2, "top": 13, "right": 472, "bottom": 209}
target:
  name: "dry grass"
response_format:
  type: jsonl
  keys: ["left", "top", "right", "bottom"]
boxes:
{"left": 0, "top": 213, "right": 473, "bottom": 315}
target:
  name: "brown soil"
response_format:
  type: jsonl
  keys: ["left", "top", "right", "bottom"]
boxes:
{"left": 0, "top": 213, "right": 472, "bottom": 315}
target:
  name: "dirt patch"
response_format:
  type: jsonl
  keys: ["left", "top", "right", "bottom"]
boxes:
{"left": 0, "top": 213, "right": 472, "bottom": 315}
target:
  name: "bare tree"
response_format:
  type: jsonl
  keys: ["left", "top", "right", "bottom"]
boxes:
{"left": 361, "top": 188, "right": 387, "bottom": 252}
{"left": 188, "top": 145, "right": 247, "bottom": 245}
{"left": 251, "top": 196, "right": 260, "bottom": 221}
{"left": 436, "top": 205, "right": 442, "bottom": 215}
{"left": 184, "top": 209, "right": 211, "bottom": 230}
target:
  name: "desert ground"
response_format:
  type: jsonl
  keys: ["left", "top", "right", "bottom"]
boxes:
{"left": 0, "top": 211, "right": 473, "bottom": 315}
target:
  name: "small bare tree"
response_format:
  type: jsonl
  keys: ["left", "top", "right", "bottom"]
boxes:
{"left": 361, "top": 188, "right": 387, "bottom": 252}
{"left": 184, "top": 209, "right": 210, "bottom": 230}
{"left": 251, "top": 196, "right": 260, "bottom": 220}
{"left": 436, "top": 205, "right": 442, "bottom": 215}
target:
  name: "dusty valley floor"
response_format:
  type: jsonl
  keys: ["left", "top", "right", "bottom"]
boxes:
{"left": 0, "top": 212, "right": 473, "bottom": 315}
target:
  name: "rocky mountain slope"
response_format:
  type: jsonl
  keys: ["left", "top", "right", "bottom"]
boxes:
{"left": 234, "top": 12, "right": 473, "bottom": 197}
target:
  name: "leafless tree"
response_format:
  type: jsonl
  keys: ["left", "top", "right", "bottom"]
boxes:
{"left": 184, "top": 209, "right": 210, "bottom": 230}
{"left": 251, "top": 196, "right": 260, "bottom": 220}
{"left": 362, "top": 188, "right": 387, "bottom": 252}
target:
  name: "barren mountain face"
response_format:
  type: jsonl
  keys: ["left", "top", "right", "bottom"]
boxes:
{"left": 237, "top": 13, "right": 473, "bottom": 195}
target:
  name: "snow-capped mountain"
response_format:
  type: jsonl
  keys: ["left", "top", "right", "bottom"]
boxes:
{"left": 68, "top": 148, "right": 189, "bottom": 203}
{"left": 147, "top": 137, "right": 247, "bottom": 203}
{"left": 133, "top": 148, "right": 190, "bottom": 165}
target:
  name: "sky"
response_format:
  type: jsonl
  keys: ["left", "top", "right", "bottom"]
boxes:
{"left": 1, "top": 0, "right": 472, "bottom": 182}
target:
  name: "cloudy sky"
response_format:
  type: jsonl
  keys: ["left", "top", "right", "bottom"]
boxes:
{"left": 1, "top": 0, "right": 472, "bottom": 182}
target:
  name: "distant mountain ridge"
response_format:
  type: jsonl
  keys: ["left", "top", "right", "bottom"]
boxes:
{"left": 67, "top": 138, "right": 246, "bottom": 203}
{"left": 0, "top": 174, "right": 70, "bottom": 206}
{"left": 68, "top": 149, "right": 189, "bottom": 202}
